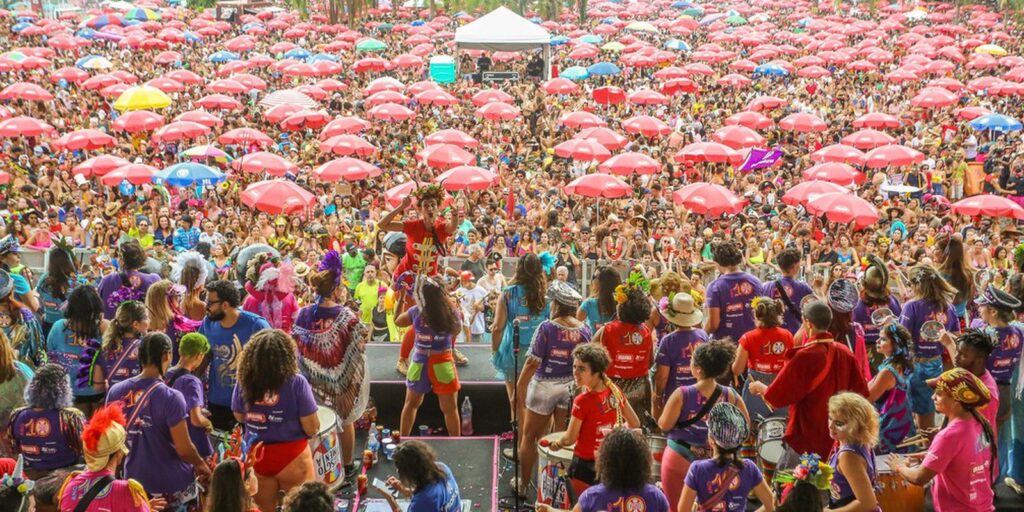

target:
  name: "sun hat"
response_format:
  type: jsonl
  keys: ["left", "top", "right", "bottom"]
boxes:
{"left": 660, "top": 292, "right": 704, "bottom": 327}
{"left": 706, "top": 402, "right": 749, "bottom": 450}
{"left": 0, "top": 236, "right": 20, "bottom": 256}
{"left": 927, "top": 367, "right": 990, "bottom": 409}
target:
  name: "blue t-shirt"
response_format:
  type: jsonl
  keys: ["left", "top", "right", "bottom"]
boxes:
{"left": 579, "top": 297, "right": 614, "bottom": 332}
{"left": 11, "top": 272, "right": 30, "bottom": 298}
{"left": 46, "top": 319, "right": 102, "bottom": 398}
{"left": 199, "top": 310, "right": 271, "bottom": 406}
{"left": 35, "top": 272, "right": 67, "bottom": 325}
{"left": 409, "top": 463, "right": 461, "bottom": 512}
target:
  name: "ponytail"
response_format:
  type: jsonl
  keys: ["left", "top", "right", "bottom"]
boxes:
{"left": 601, "top": 374, "right": 628, "bottom": 426}
{"left": 715, "top": 446, "right": 744, "bottom": 470}
{"left": 967, "top": 407, "right": 998, "bottom": 487}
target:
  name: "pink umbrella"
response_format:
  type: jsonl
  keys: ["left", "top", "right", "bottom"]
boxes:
{"left": 471, "top": 89, "right": 513, "bottom": 106}
{"left": 593, "top": 86, "right": 627, "bottom": 105}
{"left": 366, "top": 90, "right": 409, "bottom": 106}
{"left": 313, "top": 158, "right": 382, "bottom": 181}
{"left": 385, "top": 181, "right": 417, "bottom": 208}
{"left": 803, "top": 162, "right": 866, "bottom": 186}
{"left": 319, "top": 116, "right": 372, "bottom": 139}
{"left": 661, "top": 78, "right": 698, "bottom": 96}
{"left": 54, "top": 129, "right": 115, "bottom": 151}
{"left": 207, "top": 78, "right": 248, "bottom": 95}
{"left": 841, "top": 129, "right": 896, "bottom": 149}
{"left": 0, "top": 82, "right": 53, "bottom": 102}
{"left": 745, "top": 95, "right": 788, "bottom": 112}
{"left": 151, "top": 121, "right": 210, "bottom": 144}
{"left": 622, "top": 115, "right": 671, "bottom": 137}
{"left": 627, "top": 88, "right": 670, "bottom": 105}
{"left": 717, "top": 73, "right": 752, "bottom": 88}
{"left": 418, "top": 144, "right": 475, "bottom": 169}
{"left": 175, "top": 110, "right": 224, "bottom": 128}
{"left": 218, "top": 128, "right": 273, "bottom": 146}
{"left": 778, "top": 113, "right": 828, "bottom": 133}
{"left": 164, "top": 70, "right": 204, "bottom": 85}
{"left": 810, "top": 144, "right": 865, "bottom": 164}
{"left": 320, "top": 135, "right": 378, "bottom": 156}
{"left": 564, "top": 173, "right": 632, "bottom": 198}
{"left": 241, "top": 179, "right": 316, "bottom": 215}
{"left": 0, "top": 116, "right": 54, "bottom": 138}
{"left": 435, "top": 165, "right": 497, "bottom": 191}
{"left": 782, "top": 180, "right": 851, "bottom": 206}
{"left": 101, "top": 164, "right": 158, "bottom": 186}
{"left": 414, "top": 89, "right": 458, "bottom": 106}
{"left": 364, "top": 77, "right": 404, "bottom": 95}
{"left": 861, "top": 144, "right": 925, "bottom": 168}
{"left": 50, "top": 67, "right": 89, "bottom": 84}
{"left": 575, "top": 127, "right": 628, "bottom": 150}
{"left": 368, "top": 103, "right": 416, "bottom": 122}
{"left": 712, "top": 125, "right": 765, "bottom": 149}
{"left": 112, "top": 110, "right": 164, "bottom": 133}
{"left": 910, "top": 87, "right": 959, "bottom": 108}
{"left": 559, "top": 111, "right": 607, "bottom": 129}
{"left": 231, "top": 152, "right": 298, "bottom": 177}
{"left": 805, "top": 193, "right": 880, "bottom": 229}
{"left": 72, "top": 155, "right": 132, "bottom": 177}
{"left": 725, "top": 111, "right": 773, "bottom": 130}
{"left": 672, "top": 183, "right": 746, "bottom": 217}
{"left": 541, "top": 77, "right": 580, "bottom": 95}
{"left": 391, "top": 54, "right": 424, "bottom": 69}
{"left": 674, "top": 142, "right": 742, "bottom": 164}
{"left": 144, "top": 77, "right": 185, "bottom": 93}
{"left": 554, "top": 138, "right": 612, "bottom": 162}
{"left": 425, "top": 129, "right": 478, "bottom": 148}
{"left": 955, "top": 106, "right": 991, "bottom": 121}
{"left": 475, "top": 102, "right": 520, "bottom": 121}
{"left": 598, "top": 152, "right": 662, "bottom": 175}
{"left": 852, "top": 113, "right": 900, "bottom": 129}
{"left": 951, "top": 194, "right": 1024, "bottom": 220}
{"left": 196, "top": 94, "right": 243, "bottom": 110}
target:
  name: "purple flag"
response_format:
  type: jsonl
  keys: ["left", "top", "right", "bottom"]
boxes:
{"left": 739, "top": 147, "right": 783, "bottom": 172}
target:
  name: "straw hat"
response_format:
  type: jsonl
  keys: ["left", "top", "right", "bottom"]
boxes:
{"left": 660, "top": 292, "right": 703, "bottom": 327}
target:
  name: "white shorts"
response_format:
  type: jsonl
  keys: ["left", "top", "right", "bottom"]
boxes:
{"left": 526, "top": 378, "right": 573, "bottom": 416}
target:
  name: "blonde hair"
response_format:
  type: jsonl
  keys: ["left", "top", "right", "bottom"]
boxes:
{"left": 146, "top": 280, "right": 174, "bottom": 331}
{"left": 0, "top": 332, "right": 15, "bottom": 382}
{"left": 828, "top": 392, "right": 879, "bottom": 448}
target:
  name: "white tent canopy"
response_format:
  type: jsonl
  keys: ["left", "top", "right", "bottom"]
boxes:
{"left": 454, "top": 6, "right": 552, "bottom": 79}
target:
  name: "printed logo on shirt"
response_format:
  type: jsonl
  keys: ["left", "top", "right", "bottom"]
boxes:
{"left": 725, "top": 303, "right": 744, "bottom": 313}
{"left": 21, "top": 417, "right": 52, "bottom": 438}
{"left": 246, "top": 412, "right": 268, "bottom": 424}
{"left": 256, "top": 392, "right": 280, "bottom": 407}
{"left": 1004, "top": 334, "right": 1020, "bottom": 350}
{"left": 767, "top": 341, "right": 787, "bottom": 355}
{"left": 626, "top": 331, "right": 644, "bottom": 346}
{"left": 623, "top": 496, "right": 647, "bottom": 512}
{"left": 730, "top": 282, "right": 755, "bottom": 297}
{"left": 551, "top": 348, "right": 570, "bottom": 359}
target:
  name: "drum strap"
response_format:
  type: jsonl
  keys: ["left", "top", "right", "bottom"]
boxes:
{"left": 774, "top": 281, "right": 801, "bottom": 323}
{"left": 678, "top": 385, "right": 723, "bottom": 430}
{"left": 74, "top": 475, "right": 115, "bottom": 512}
{"left": 697, "top": 467, "right": 740, "bottom": 512}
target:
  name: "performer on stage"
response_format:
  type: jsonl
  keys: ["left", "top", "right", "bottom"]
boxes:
{"left": 292, "top": 250, "right": 370, "bottom": 479}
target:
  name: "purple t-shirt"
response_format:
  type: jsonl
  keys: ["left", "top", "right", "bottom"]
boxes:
{"left": 97, "top": 270, "right": 160, "bottom": 319}
{"left": 10, "top": 408, "right": 81, "bottom": 471}
{"left": 96, "top": 338, "right": 141, "bottom": 390}
{"left": 576, "top": 483, "right": 670, "bottom": 512}
{"left": 668, "top": 385, "right": 740, "bottom": 445}
{"left": 853, "top": 296, "right": 903, "bottom": 345}
{"left": 683, "top": 458, "right": 762, "bottom": 511}
{"left": 529, "top": 320, "right": 591, "bottom": 380}
{"left": 165, "top": 367, "right": 213, "bottom": 458}
{"left": 829, "top": 443, "right": 879, "bottom": 510}
{"left": 987, "top": 324, "right": 1024, "bottom": 383}
{"left": 106, "top": 376, "right": 192, "bottom": 495}
{"left": 899, "top": 300, "right": 960, "bottom": 358}
{"left": 231, "top": 374, "right": 318, "bottom": 444}
{"left": 706, "top": 272, "right": 763, "bottom": 342}
{"left": 409, "top": 306, "right": 454, "bottom": 363}
{"left": 654, "top": 329, "right": 708, "bottom": 402}
{"left": 762, "top": 277, "right": 815, "bottom": 334}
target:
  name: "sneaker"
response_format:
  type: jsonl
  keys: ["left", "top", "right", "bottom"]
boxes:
{"left": 454, "top": 349, "right": 469, "bottom": 366}
{"left": 396, "top": 358, "right": 409, "bottom": 375}
{"left": 502, "top": 447, "right": 515, "bottom": 460}
{"left": 1007, "top": 477, "right": 1024, "bottom": 496}
{"left": 509, "top": 476, "right": 529, "bottom": 497}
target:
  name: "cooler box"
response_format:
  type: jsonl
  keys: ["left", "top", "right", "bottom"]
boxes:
{"left": 429, "top": 56, "right": 456, "bottom": 84}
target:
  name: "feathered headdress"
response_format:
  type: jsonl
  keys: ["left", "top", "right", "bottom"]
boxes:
{"left": 318, "top": 250, "right": 344, "bottom": 289}
{"left": 81, "top": 403, "right": 129, "bottom": 471}
{"left": 614, "top": 268, "right": 651, "bottom": 304}
{"left": 207, "top": 425, "right": 263, "bottom": 480}
{"left": 0, "top": 456, "right": 34, "bottom": 511}
{"left": 538, "top": 251, "right": 557, "bottom": 274}
{"left": 256, "top": 260, "right": 296, "bottom": 294}
{"left": 171, "top": 250, "right": 209, "bottom": 291}
{"left": 51, "top": 235, "right": 75, "bottom": 256}
{"left": 411, "top": 183, "right": 445, "bottom": 203}
{"left": 244, "top": 252, "right": 279, "bottom": 285}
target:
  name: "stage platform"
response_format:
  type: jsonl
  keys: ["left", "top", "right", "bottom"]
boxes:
{"left": 366, "top": 342, "right": 511, "bottom": 436}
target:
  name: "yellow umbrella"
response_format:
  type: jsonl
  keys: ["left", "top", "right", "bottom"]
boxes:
{"left": 625, "top": 21, "right": 659, "bottom": 33}
{"left": 602, "top": 41, "right": 626, "bottom": 52}
{"left": 975, "top": 44, "right": 1008, "bottom": 57}
{"left": 113, "top": 85, "right": 172, "bottom": 111}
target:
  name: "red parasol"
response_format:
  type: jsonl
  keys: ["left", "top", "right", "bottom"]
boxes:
{"left": 951, "top": 194, "right": 1024, "bottom": 220}
{"left": 54, "top": 129, "right": 115, "bottom": 151}
{"left": 174, "top": 110, "right": 224, "bottom": 129}
{"left": 541, "top": 77, "right": 580, "bottom": 95}
{"left": 231, "top": 152, "right": 298, "bottom": 177}
{"left": 425, "top": 129, "right": 478, "bottom": 148}
{"left": 368, "top": 103, "right": 416, "bottom": 122}
{"left": 554, "top": 138, "right": 612, "bottom": 162}
{"left": 778, "top": 113, "right": 828, "bottom": 133}
{"left": 112, "top": 110, "right": 164, "bottom": 133}
{"left": 313, "top": 158, "right": 382, "bottom": 182}
{"left": 725, "top": 111, "right": 773, "bottom": 130}
{"left": 0, "top": 116, "right": 54, "bottom": 138}
{"left": 564, "top": 173, "right": 632, "bottom": 198}
{"left": 805, "top": 193, "right": 880, "bottom": 229}
{"left": 196, "top": 94, "right": 243, "bottom": 110}
{"left": 280, "top": 109, "right": 331, "bottom": 131}
{"left": 575, "top": 127, "right": 628, "bottom": 150}
{"left": 218, "top": 128, "right": 273, "bottom": 147}
{"left": 802, "top": 162, "right": 866, "bottom": 186}
{"left": 101, "top": 164, "right": 157, "bottom": 186}
{"left": 0, "top": 82, "right": 53, "bottom": 102}
{"left": 559, "top": 111, "right": 607, "bottom": 129}
{"left": 385, "top": 181, "right": 417, "bottom": 208}
{"left": 674, "top": 142, "right": 742, "bottom": 164}
{"left": 418, "top": 143, "right": 475, "bottom": 169}
{"left": 72, "top": 155, "right": 132, "bottom": 177}
{"left": 320, "top": 116, "right": 372, "bottom": 139}
{"left": 745, "top": 95, "right": 788, "bottom": 112}
{"left": 592, "top": 86, "right": 626, "bottom": 105}
{"left": 320, "top": 135, "right": 378, "bottom": 156}
{"left": 852, "top": 113, "right": 900, "bottom": 129}
{"left": 672, "top": 183, "right": 747, "bottom": 217}
{"left": 471, "top": 89, "right": 513, "bottom": 106}
{"left": 435, "top": 166, "right": 498, "bottom": 191}
{"left": 151, "top": 121, "right": 210, "bottom": 144}
{"left": 622, "top": 115, "right": 671, "bottom": 137}
{"left": 910, "top": 87, "right": 959, "bottom": 108}
{"left": 241, "top": 179, "right": 316, "bottom": 215}
{"left": 861, "top": 144, "right": 926, "bottom": 168}
{"left": 841, "top": 129, "right": 896, "bottom": 149}
{"left": 782, "top": 180, "right": 851, "bottom": 206}
{"left": 627, "top": 88, "right": 670, "bottom": 105}
{"left": 712, "top": 125, "right": 765, "bottom": 149}
{"left": 599, "top": 152, "right": 662, "bottom": 175}
{"left": 474, "top": 102, "right": 521, "bottom": 121}
{"left": 366, "top": 90, "right": 410, "bottom": 106}
{"left": 414, "top": 89, "right": 458, "bottom": 106}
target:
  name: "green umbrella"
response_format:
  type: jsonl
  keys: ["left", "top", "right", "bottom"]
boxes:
{"left": 725, "top": 14, "right": 747, "bottom": 25}
{"left": 681, "top": 7, "right": 703, "bottom": 17}
{"left": 356, "top": 38, "right": 387, "bottom": 52}
{"left": 377, "top": 22, "right": 394, "bottom": 32}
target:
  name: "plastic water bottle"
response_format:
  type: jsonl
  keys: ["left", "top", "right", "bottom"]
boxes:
{"left": 367, "top": 423, "right": 379, "bottom": 454}
{"left": 460, "top": 396, "right": 474, "bottom": 436}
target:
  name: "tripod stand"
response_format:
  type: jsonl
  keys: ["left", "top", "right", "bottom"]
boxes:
{"left": 499, "top": 319, "right": 532, "bottom": 511}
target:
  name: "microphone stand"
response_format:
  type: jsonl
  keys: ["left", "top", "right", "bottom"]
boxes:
{"left": 499, "top": 319, "right": 532, "bottom": 511}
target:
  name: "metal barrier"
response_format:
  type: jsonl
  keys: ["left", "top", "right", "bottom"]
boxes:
{"left": 22, "top": 248, "right": 95, "bottom": 275}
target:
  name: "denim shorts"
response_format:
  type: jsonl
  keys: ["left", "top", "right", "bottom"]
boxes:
{"left": 908, "top": 358, "right": 943, "bottom": 415}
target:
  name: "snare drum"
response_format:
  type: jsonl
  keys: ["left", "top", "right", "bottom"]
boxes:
{"left": 875, "top": 458, "right": 924, "bottom": 512}
{"left": 537, "top": 432, "right": 574, "bottom": 508}
{"left": 756, "top": 417, "right": 786, "bottom": 482}
{"left": 647, "top": 435, "right": 666, "bottom": 483}
{"left": 310, "top": 406, "right": 345, "bottom": 491}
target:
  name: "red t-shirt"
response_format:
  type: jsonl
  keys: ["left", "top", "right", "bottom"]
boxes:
{"left": 738, "top": 326, "right": 794, "bottom": 373}
{"left": 600, "top": 320, "right": 653, "bottom": 379}
{"left": 394, "top": 218, "right": 450, "bottom": 278}
{"left": 571, "top": 387, "right": 618, "bottom": 461}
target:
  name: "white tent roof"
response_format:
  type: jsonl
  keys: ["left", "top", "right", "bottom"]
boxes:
{"left": 455, "top": 6, "right": 551, "bottom": 51}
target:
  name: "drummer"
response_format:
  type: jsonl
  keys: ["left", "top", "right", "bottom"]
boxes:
{"left": 731, "top": 297, "right": 793, "bottom": 422}
{"left": 854, "top": 255, "right": 903, "bottom": 370}
{"left": 889, "top": 368, "right": 996, "bottom": 511}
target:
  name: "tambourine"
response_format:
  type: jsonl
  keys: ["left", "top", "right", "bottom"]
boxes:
{"left": 921, "top": 320, "right": 945, "bottom": 342}
{"left": 870, "top": 307, "right": 896, "bottom": 326}
{"left": 975, "top": 269, "right": 992, "bottom": 289}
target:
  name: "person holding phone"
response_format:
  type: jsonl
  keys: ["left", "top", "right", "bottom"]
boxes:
{"left": 374, "top": 440, "right": 461, "bottom": 512}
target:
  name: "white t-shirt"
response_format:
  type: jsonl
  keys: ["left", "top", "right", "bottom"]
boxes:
{"left": 456, "top": 285, "right": 489, "bottom": 337}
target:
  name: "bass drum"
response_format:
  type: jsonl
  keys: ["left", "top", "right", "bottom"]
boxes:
{"left": 875, "top": 457, "right": 925, "bottom": 512}
{"left": 536, "top": 432, "right": 574, "bottom": 508}
{"left": 310, "top": 406, "right": 345, "bottom": 491}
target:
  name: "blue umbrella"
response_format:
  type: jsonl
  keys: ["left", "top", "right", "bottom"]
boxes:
{"left": 410, "top": 20, "right": 425, "bottom": 26}
{"left": 587, "top": 62, "right": 621, "bottom": 76}
{"left": 529, "top": 16, "right": 542, "bottom": 23}
{"left": 560, "top": 66, "right": 590, "bottom": 80}
{"left": 671, "top": 1, "right": 692, "bottom": 8}
{"left": 308, "top": 53, "right": 338, "bottom": 63}
{"left": 754, "top": 63, "right": 789, "bottom": 77}
{"left": 183, "top": 31, "right": 202, "bottom": 43}
{"left": 241, "top": 22, "right": 264, "bottom": 31}
{"left": 76, "top": 28, "right": 97, "bottom": 39}
{"left": 665, "top": 39, "right": 691, "bottom": 51}
{"left": 209, "top": 51, "right": 240, "bottom": 63}
{"left": 550, "top": 36, "right": 570, "bottom": 46}
{"left": 579, "top": 34, "right": 603, "bottom": 44}
{"left": 700, "top": 13, "right": 727, "bottom": 25}
{"left": 601, "top": 16, "right": 620, "bottom": 24}
{"left": 969, "top": 113, "right": 1023, "bottom": 132}
{"left": 11, "top": 22, "right": 31, "bottom": 32}
{"left": 154, "top": 163, "right": 225, "bottom": 187}
{"left": 283, "top": 48, "right": 311, "bottom": 60}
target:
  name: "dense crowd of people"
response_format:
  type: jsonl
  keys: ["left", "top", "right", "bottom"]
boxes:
{"left": 0, "top": 0, "right": 1022, "bottom": 510}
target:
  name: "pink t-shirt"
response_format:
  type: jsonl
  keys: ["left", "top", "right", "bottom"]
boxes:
{"left": 978, "top": 370, "right": 1000, "bottom": 437}
{"left": 59, "top": 469, "right": 150, "bottom": 512}
{"left": 921, "top": 417, "right": 994, "bottom": 512}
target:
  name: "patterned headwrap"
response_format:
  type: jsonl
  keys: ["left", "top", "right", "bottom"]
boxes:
{"left": 706, "top": 402, "right": 749, "bottom": 450}
{"left": 927, "top": 367, "right": 991, "bottom": 408}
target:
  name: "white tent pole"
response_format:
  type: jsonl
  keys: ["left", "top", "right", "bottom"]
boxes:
{"left": 543, "top": 44, "right": 551, "bottom": 81}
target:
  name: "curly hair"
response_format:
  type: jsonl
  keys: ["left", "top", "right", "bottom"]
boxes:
{"left": 652, "top": 271, "right": 685, "bottom": 301}
{"left": 880, "top": 323, "right": 914, "bottom": 373}
{"left": 828, "top": 392, "right": 879, "bottom": 448}
{"left": 573, "top": 342, "right": 611, "bottom": 375}
{"left": 511, "top": 252, "right": 547, "bottom": 315}
{"left": 393, "top": 440, "right": 447, "bottom": 492}
{"left": 26, "top": 363, "right": 73, "bottom": 410}
{"left": 958, "top": 328, "right": 996, "bottom": 357}
{"left": 595, "top": 427, "right": 651, "bottom": 491}
{"left": 753, "top": 297, "right": 783, "bottom": 328}
{"left": 617, "top": 286, "right": 651, "bottom": 325}
{"left": 236, "top": 329, "right": 298, "bottom": 407}
{"left": 102, "top": 300, "right": 147, "bottom": 353}
{"left": 711, "top": 240, "right": 744, "bottom": 267}
{"left": 119, "top": 239, "right": 147, "bottom": 270}
{"left": 692, "top": 340, "right": 736, "bottom": 379}
{"left": 65, "top": 285, "right": 104, "bottom": 340}
{"left": 282, "top": 482, "right": 333, "bottom": 512}
{"left": 417, "top": 276, "right": 460, "bottom": 335}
